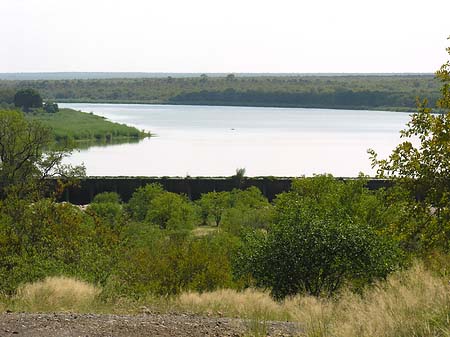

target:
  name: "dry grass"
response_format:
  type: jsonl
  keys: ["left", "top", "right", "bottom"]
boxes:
{"left": 0, "top": 299, "right": 6, "bottom": 313}
{"left": 172, "top": 262, "right": 450, "bottom": 337}
{"left": 177, "top": 289, "right": 289, "bottom": 320}
{"left": 13, "top": 276, "right": 101, "bottom": 312}
{"left": 324, "top": 263, "right": 450, "bottom": 337}
{"left": 4, "top": 263, "right": 449, "bottom": 337}
{"left": 191, "top": 226, "right": 219, "bottom": 237}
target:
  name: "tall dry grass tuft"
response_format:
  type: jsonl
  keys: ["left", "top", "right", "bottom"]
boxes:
{"left": 174, "top": 262, "right": 449, "bottom": 337}
{"left": 327, "top": 262, "right": 450, "bottom": 337}
{"left": 177, "top": 289, "right": 291, "bottom": 337}
{"left": 14, "top": 276, "right": 101, "bottom": 312}
{"left": 177, "top": 288, "right": 289, "bottom": 321}
{"left": 0, "top": 299, "right": 6, "bottom": 313}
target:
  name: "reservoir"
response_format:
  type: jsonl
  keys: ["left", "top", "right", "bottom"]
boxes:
{"left": 60, "top": 103, "right": 411, "bottom": 177}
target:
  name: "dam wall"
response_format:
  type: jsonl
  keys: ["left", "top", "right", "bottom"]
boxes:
{"left": 59, "top": 177, "right": 392, "bottom": 204}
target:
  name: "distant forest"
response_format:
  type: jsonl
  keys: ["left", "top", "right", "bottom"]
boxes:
{"left": 0, "top": 74, "right": 442, "bottom": 110}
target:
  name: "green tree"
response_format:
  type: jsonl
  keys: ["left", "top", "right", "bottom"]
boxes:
{"left": 0, "top": 110, "right": 84, "bottom": 198}
{"left": 92, "top": 191, "right": 121, "bottom": 204}
{"left": 226, "top": 73, "right": 236, "bottom": 81}
{"left": 235, "top": 175, "right": 400, "bottom": 299}
{"left": 126, "top": 183, "right": 165, "bottom": 221}
{"left": 237, "top": 219, "right": 398, "bottom": 299}
{"left": 197, "top": 191, "right": 230, "bottom": 226}
{"left": 222, "top": 187, "right": 273, "bottom": 235}
{"left": 14, "top": 89, "right": 43, "bottom": 112}
{"left": 145, "top": 192, "right": 198, "bottom": 230}
{"left": 232, "top": 167, "right": 246, "bottom": 188}
{"left": 369, "top": 38, "right": 450, "bottom": 250}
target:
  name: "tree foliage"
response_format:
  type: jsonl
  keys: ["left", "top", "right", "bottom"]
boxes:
{"left": 369, "top": 38, "right": 450, "bottom": 250}
{"left": 126, "top": 183, "right": 165, "bottom": 221}
{"left": 0, "top": 75, "right": 440, "bottom": 111}
{"left": 235, "top": 176, "right": 400, "bottom": 299}
{"left": 145, "top": 192, "right": 198, "bottom": 230}
{"left": 197, "top": 191, "right": 230, "bottom": 226}
{"left": 0, "top": 110, "right": 84, "bottom": 197}
{"left": 14, "top": 89, "right": 43, "bottom": 112}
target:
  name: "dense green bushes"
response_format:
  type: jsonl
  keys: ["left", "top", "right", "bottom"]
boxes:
{"left": 0, "top": 175, "right": 448, "bottom": 300}
{"left": 113, "top": 230, "right": 239, "bottom": 297}
{"left": 0, "top": 198, "right": 121, "bottom": 293}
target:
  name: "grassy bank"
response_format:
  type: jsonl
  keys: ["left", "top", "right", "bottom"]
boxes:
{"left": 27, "top": 108, "right": 150, "bottom": 143}
{"left": 1, "top": 263, "right": 448, "bottom": 337}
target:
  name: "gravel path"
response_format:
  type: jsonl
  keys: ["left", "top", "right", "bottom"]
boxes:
{"left": 0, "top": 313, "right": 301, "bottom": 337}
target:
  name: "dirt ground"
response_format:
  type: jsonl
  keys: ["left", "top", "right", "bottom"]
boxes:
{"left": 0, "top": 312, "right": 301, "bottom": 337}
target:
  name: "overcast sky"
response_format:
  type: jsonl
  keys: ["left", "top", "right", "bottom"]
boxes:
{"left": 1, "top": 0, "right": 449, "bottom": 73}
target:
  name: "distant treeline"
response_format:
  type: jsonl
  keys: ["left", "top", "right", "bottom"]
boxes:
{"left": 0, "top": 75, "right": 442, "bottom": 110}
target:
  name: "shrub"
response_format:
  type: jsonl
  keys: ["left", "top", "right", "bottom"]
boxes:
{"left": 86, "top": 202, "right": 123, "bottom": 228}
{"left": 235, "top": 175, "right": 401, "bottom": 299}
{"left": 196, "top": 191, "right": 230, "bottom": 226}
{"left": 196, "top": 187, "right": 273, "bottom": 233}
{"left": 112, "top": 232, "right": 238, "bottom": 297}
{"left": 92, "top": 191, "right": 121, "bottom": 204}
{"left": 145, "top": 192, "right": 198, "bottom": 230}
{"left": 222, "top": 187, "right": 274, "bottom": 234}
{"left": 0, "top": 199, "right": 121, "bottom": 293}
{"left": 126, "top": 183, "right": 165, "bottom": 221}
{"left": 237, "top": 219, "right": 399, "bottom": 299}
{"left": 88, "top": 192, "right": 123, "bottom": 228}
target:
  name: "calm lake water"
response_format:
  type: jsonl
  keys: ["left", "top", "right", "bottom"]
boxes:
{"left": 60, "top": 103, "right": 411, "bottom": 177}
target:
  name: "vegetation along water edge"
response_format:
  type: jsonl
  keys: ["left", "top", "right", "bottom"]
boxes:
{"left": 0, "top": 74, "right": 442, "bottom": 111}
{"left": 0, "top": 87, "right": 150, "bottom": 146}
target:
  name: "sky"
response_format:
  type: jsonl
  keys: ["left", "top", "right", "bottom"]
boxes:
{"left": 1, "top": 0, "right": 449, "bottom": 73}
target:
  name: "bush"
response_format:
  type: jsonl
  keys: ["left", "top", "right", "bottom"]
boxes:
{"left": 86, "top": 202, "right": 123, "bottom": 228}
{"left": 112, "top": 231, "right": 239, "bottom": 297}
{"left": 145, "top": 192, "right": 198, "bottom": 230}
{"left": 196, "top": 191, "right": 230, "bottom": 226}
{"left": 197, "top": 187, "right": 273, "bottom": 233}
{"left": 235, "top": 175, "right": 401, "bottom": 299}
{"left": 237, "top": 218, "right": 399, "bottom": 299}
{"left": 0, "top": 199, "right": 121, "bottom": 293}
{"left": 92, "top": 192, "right": 121, "bottom": 204}
{"left": 126, "top": 183, "right": 164, "bottom": 221}
{"left": 222, "top": 187, "right": 273, "bottom": 234}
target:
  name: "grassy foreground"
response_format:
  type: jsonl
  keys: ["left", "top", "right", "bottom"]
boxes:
{"left": 2, "top": 262, "right": 448, "bottom": 337}
{"left": 27, "top": 108, "right": 150, "bottom": 143}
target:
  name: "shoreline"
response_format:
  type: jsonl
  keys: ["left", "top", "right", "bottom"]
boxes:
{"left": 58, "top": 100, "right": 419, "bottom": 113}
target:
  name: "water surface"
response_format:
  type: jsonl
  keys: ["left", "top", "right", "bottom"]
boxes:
{"left": 60, "top": 103, "right": 411, "bottom": 177}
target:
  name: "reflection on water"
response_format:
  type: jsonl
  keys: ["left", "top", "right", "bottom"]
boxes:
{"left": 60, "top": 103, "right": 411, "bottom": 177}
{"left": 74, "top": 137, "right": 142, "bottom": 150}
